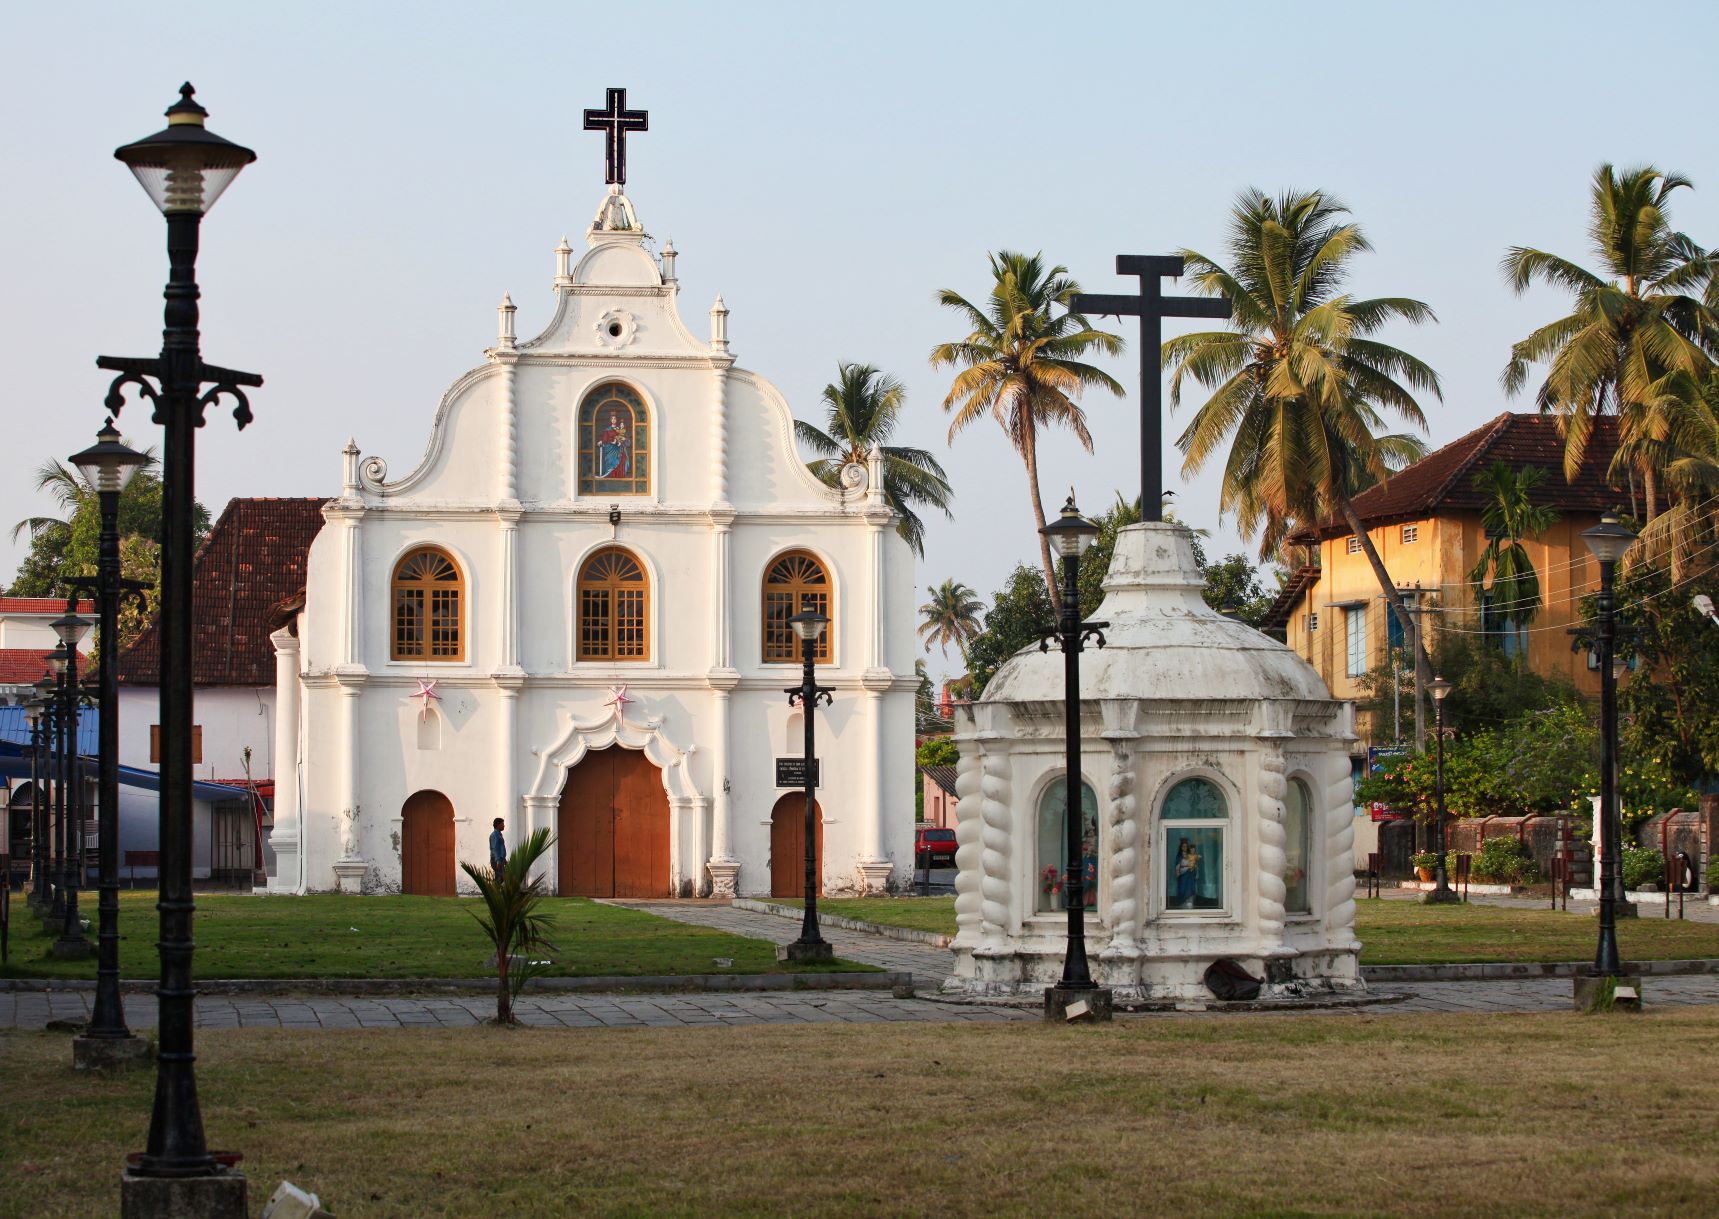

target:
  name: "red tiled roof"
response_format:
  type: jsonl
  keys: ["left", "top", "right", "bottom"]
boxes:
{"left": 0, "top": 598, "right": 94, "bottom": 615}
{"left": 1288, "top": 413, "right": 1626, "bottom": 543}
{"left": 118, "top": 498, "right": 326, "bottom": 688}
{"left": 0, "top": 648, "right": 88, "bottom": 685}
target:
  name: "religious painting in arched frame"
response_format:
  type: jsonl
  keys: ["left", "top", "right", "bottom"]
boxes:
{"left": 578, "top": 382, "right": 651, "bottom": 496}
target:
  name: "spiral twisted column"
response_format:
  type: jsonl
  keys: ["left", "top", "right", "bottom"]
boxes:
{"left": 977, "top": 745, "right": 1012, "bottom": 949}
{"left": 1103, "top": 740, "right": 1139, "bottom": 955}
{"left": 1324, "top": 748, "right": 1359, "bottom": 945}
{"left": 951, "top": 739, "right": 983, "bottom": 948}
{"left": 1255, "top": 744, "right": 1290, "bottom": 951}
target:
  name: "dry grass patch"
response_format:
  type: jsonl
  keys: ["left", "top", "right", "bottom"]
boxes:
{"left": 6, "top": 1009, "right": 1719, "bottom": 1217}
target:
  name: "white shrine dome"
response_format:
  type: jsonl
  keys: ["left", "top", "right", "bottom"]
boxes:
{"left": 981, "top": 521, "right": 1331, "bottom": 705}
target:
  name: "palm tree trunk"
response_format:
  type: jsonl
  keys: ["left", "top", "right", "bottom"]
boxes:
{"left": 497, "top": 951, "right": 512, "bottom": 1024}
{"left": 1019, "top": 426, "right": 1061, "bottom": 613}
{"left": 1642, "top": 461, "right": 1658, "bottom": 523}
{"left": 1338, "top": 498, "right": 1433, "bottom": 753}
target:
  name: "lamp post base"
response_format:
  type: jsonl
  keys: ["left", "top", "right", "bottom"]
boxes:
{"left": 1423, "top": 885, "right": 1461, "bottom": 905}
{"left": 73, "top": 1033, "right": 152, "bottom": 1070}
{"left": 121, "top": 1166, "right": 247, "bottom": 1218}
{"left": 1044, "top": 985, "right": 1113, "bottom": 1023}
{"left": 776, "top": 941, "right": 834, "bottom": 963}
{"left": 50, "top": 936, "right": 92, "bottom": 960}
{"left": 1613, "top": 899, "right": 1638, "bottom": 920}
{"left": 1573, "top": 973, "right": 1643, "bottom": 1013}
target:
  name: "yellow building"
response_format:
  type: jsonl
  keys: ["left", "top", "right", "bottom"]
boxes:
{"left": 1261, "top": 412, "right": 1626, "bottom": 752}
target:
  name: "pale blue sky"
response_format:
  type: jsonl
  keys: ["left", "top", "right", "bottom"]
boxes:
{"left": 4, "top": 1, "right": 1716, "bottom": 683}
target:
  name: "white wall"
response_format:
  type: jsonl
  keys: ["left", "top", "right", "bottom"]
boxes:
{"left": 118, "top": 686, "right": 275, "bottom": 782}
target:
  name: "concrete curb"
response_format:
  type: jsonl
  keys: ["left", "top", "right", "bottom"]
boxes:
{"left": 0, "top": 971, "right": 913, "bottom": 997}
{"left": 1361, "top": 959, "right": 1719, "bottom": 982}
{"left": 732, "top": 898, "right": 954, "bottom": 948}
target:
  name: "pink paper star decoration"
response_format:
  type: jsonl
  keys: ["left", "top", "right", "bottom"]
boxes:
{"left": 605, "top": 684, "right": 633, "bottom": 713}
{"left": 412, "top": 679, "right": 441, "bottom": 718}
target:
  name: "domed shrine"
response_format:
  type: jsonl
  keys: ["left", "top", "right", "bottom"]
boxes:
{"left": 944, "top": 521, "right": 1363, "bottom": 1002}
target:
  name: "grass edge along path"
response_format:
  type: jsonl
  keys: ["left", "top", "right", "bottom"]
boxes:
{"left": 774, "top": 894, "right": 1719, "bottom": 966}
{"left": 0, "top": 893, "right": 874, "bottom": 981}
{"left": 7, "top": 1010, "right": 1719, "bottom": 1218}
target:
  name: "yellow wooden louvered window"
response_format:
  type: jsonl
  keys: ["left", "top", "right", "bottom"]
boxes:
{"left": 392, "top": 547, "right": 464, "bottom": 662}
{"left": 577, "top": 547, "right": 650, "bottom": 662}
{"left": 762, "top": 551, "right": 831, "bottom": 663}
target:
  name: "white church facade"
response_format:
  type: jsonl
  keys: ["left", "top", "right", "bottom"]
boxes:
{"left": 267, "top": 160, "right": 917, "bottom": 898}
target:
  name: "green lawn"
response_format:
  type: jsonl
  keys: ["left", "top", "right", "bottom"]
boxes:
{"left": 8, "top": 1010, "right": 1719, "bottom": 1217}
{"left": 773, "top": 895, "right": 1719, "bottom": 965}
{"left": 1, "top": 893, "right": 871, "bottom": 980}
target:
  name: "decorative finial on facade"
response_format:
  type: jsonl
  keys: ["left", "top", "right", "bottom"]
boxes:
{"left": 661, "top": 238, "right": 677, "bottom": 283}
{"left": 341, "top": 438, "right": 361, "bottom": 498}
{"left": 497, "top": 292, "right": 516, "bottom": 348}
{"left": 554, "top": 235, "right": 573, "bottom": 290}
{"left": 865, "top": 445, "right": 887, "bottom": 506}
{"left": 710, "top": 294, "right": 729, "bottom": 352}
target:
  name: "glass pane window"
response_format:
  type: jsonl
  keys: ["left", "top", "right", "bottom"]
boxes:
{"left": 762, "top": 551, "right": 831, "bottom": 663}
{"left": 1283, "top": 779, "right": 1312, "bottom": 914}
{"left": 391, "top": 547, "right": 463, "bottom": 662}
{"left": 577, "top": 547, "right": 649, "bottom": 662}
{"left": 1162, "top": 777, "right": 1227, "bottom": 912}
{"left": 1035, "top": 776, "right": 1099, "bottom": 914}
{"left": 1345, "top": 606, "right": 1367, "bottom": 677}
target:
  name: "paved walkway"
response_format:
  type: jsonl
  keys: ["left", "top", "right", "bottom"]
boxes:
{"left": 609, "top": 899, "right": 955, "bottom": 991}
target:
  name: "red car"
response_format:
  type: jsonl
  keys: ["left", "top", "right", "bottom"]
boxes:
{"left": 914, "top": 826, "right": 958, "bottom": 866}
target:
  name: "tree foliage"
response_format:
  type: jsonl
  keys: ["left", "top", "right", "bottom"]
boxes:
{"left": 918, "top": 579, "right": 984, "bottom": 662}
{"left": 1614, "top": 552, "right": 1719, "bottom": 786}
{"left": 797, "top": 362, "right": 953, "bottom": 557}
{"left": 1468, "top": 461, "right": 1559, "bottom": 629}
{"left": 931, "top": 251, "right": 1123, "bottom": 608}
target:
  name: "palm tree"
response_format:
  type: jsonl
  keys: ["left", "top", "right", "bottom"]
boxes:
{"left": 1163, "top": 188, "right": 1441, "bottom": 741}
{"left": 460, "top": 827, "right": 557, "bottom": 1025}
{"left": 1502, "top": 165, "right": 1719, "bottom": 520}
{"left": 918, "top": 579, "right": 984, "bottom": 663}
{"left": 797, "top": 363, "right": 953, "bottom": 557}
{"left": 931, "top": 251, "right": 1124, "bottom": 609}
{"left": 10, "top": 457, "right": 94, "bottom": 545}
{"left": 1468, "top": 461, "right": 1559, "bottom": 641}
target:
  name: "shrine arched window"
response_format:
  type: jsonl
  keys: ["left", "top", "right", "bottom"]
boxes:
{"left": 1160, "top": 776, "right": 1229, "bottom": 913}
{"left": 1284, "top": 777, "right": 1313, "bottom": 915}
{"left": 577, "top": 547, "right": 650, "bottom": 663}
{"left": 762, "top": 551, "right": 831, "bottom": 663}
{"left": 1035, "top": 776, "right": 1099, "bottom": 914}
{"left": 392, "top": 547, "right": 464, "bottom": 662}
{"left": 577, "top": 382, "right": 650, "bottom": 496}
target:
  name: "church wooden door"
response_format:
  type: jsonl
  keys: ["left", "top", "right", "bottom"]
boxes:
{"left": 401, "top": 789, "right": 456, "bottom": 897}
{"left": 558, "top": 748, "right": 670, "bottom": 898}
{"left": 770, "top": 793, "right": 823, "bottom": 898}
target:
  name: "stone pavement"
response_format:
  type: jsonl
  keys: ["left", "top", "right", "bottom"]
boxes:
{"left": 609, "top": 899, "right": 954, "bottom": 990}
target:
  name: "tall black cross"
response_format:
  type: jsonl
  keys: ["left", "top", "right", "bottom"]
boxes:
{"left": 583, "top": 87, "right": 648, "bottom": 186}
{"left": 1073, "top": 255, "right": 1232, "bottom": 522}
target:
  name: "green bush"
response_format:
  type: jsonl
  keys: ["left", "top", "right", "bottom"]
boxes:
{"left": 1471, "top": 836, "right": 1540, "bottom": 885}
{"left": 1619, "top": 844, "right": 1665, "bottom": 891}
{"left": 1707, "top": 855, "right": 1719, "bottom": 892}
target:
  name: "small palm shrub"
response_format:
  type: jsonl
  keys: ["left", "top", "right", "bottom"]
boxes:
{"left": 461, "top": 827, "right": 557, "bottom": 1025}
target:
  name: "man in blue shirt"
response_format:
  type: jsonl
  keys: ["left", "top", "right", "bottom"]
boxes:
{"left": 489, "top": 818, "right": 508, "bottom": 877}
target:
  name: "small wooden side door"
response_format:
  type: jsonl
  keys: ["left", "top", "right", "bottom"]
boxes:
{"left": 401, "top": 790, "right": 456, "bottom": 897}
{"left": 770, "top": 793, "right": 823, "bottom": 898}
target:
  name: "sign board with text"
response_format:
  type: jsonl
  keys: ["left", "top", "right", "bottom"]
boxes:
{"left": 775, "top": 758, "right": 821, "bottom": 789}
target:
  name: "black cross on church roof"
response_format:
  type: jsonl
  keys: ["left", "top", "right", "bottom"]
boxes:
{"left": 583, "top": 87, "right": 648, "bottom": 186}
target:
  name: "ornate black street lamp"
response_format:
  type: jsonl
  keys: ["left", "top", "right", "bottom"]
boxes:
{"left": 780, "top": 606, "right": 834, "bottom": 962}
{"left": 101, "top": 83, "right": 258, "bottom": 1213}
{"left": 43, "top": 643, "right": 74, "bottom": 934}
{"left": 70, "top": 422, "right": 150, "bottom": 1064}
{"left": 24, "top": 695, "right": 48, "bottom": 912}
{"left": 50, "top": 612, "right": 93, "bottom": 959}
{"left": 1583, "top": 510, "right": 1637, "bottom": 978}
{"left": 1039, "top": 497, "right": 1110, "bottom": 1020}
{"left": 1425, "top": 676, "right": 1458, "bottom": 904}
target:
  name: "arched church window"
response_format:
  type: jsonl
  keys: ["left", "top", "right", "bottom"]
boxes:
{"left": 762, "top": 551, "right": 831, "bottom": 663}
{"left": 577, "top": 382, "right": 651, "bottom": 496}
{"left": 1035, "top": 776, "right": 1099, "bottom": 914}
{"left": 1284, "top": 777, "right": 1313, "bottom": 915}
{"left": 577, "top": 547, "right": 650, "bottom": 662}
{"left": 392, "top": 547, "right": 464, "bottom": 662}
{"left": 1161, "top": 776, "right": 1228, "bottom": 913}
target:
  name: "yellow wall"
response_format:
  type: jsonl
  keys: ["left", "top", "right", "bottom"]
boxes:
{"left": 1284, "top": 510, "right": 1607, "bottom": 748}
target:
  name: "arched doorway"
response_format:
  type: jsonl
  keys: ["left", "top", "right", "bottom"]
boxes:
{"left": 558, "top": 747, "right": 670, "bottom": 897}
{"left": 770, "top": 793, "right": 823, "bottom": 898}
{"left": 401, "top": 789, "right": 456, "bottom": 896}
